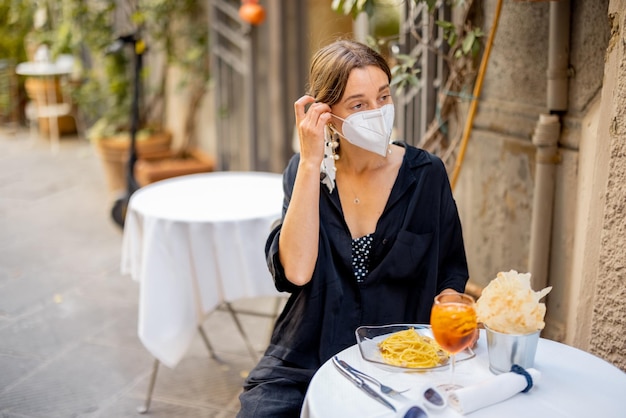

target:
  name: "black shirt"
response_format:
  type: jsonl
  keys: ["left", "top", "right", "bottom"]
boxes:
{"left": 264, "top": 143, "right": 469, "bottom": 369}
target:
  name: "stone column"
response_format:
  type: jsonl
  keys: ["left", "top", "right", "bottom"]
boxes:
{"left": 570, "top": 0, "right": 626, "bottom": 372}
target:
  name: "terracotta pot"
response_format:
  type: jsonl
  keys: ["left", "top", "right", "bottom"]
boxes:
{"left": 134, "top": 148, "right": 216, "bottom": 187}
{"left": 94, "top": 131, "right": 172, "bottom": 194}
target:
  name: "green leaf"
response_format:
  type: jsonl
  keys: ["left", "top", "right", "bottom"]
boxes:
{"left": 343, "top": 0, "right": 356, "bottom": 15}
{"left": 448, "top": 32, "right": 457, "bottom": 47}
{"left": 471, "top": 39, "right": 481, "bottom": 57}
{"left": 331, "top": 0, "right": 376, "bottom": 18}
{"left": 461, "top": 31, "right": 475, "bottom": 55}
{"left": 361, "top": 0, "right": 375, "bottom": 17}
{"left": 425, "top": 0, "right": 438, "bottom": 12}
{"left": 435, "top": 20, "right": 455, "bottom": 30}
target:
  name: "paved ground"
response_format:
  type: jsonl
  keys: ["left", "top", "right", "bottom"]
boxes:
{"left": 0, "top": 127, "right": 278, "bottom": 418}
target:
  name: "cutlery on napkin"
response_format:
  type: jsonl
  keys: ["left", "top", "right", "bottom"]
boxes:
{"left": 448, "top": 367, "right": 541, "bottom": 414}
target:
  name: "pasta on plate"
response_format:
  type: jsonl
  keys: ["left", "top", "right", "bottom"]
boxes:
{"left": 355, "top": 324, "right": 474, "bottom": 372}
{"left": 378, "top": 328, "right": 449, "bottom": 368}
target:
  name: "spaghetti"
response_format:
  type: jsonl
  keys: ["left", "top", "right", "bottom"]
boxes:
{"left": 378, "top": 328, "right": 448, "bottom": 368}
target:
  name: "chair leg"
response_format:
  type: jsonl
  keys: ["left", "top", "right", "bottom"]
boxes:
{"left": 43, "top": 76, "right": 60, "bottom": 154}
{"left": 225, "top": 302, "right": 259, "bottom": 362}
{"left": 197, "top": 324, "right": 224, "bottom": 363}
{"left": 48, "top": 114, "right": 60, "bottom": 154}
{"left": 137, "top": 358, "right": 160, "bottom": 414}
{"left": 25, "top": 102, "right": 38, "bottom": 142}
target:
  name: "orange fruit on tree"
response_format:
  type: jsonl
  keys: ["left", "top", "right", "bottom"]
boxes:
{"left": 239, "top": 2, "right": 265, "bottom": 25}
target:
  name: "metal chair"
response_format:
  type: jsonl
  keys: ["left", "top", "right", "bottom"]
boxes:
{"left": 137, "top": 299, "right": 285, "bottom": 414}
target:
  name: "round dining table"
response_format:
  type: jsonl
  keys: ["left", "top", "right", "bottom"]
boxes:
{"left": 15, "top": 59, "right": 74, "bottom": 77}
{"left": 301, "top": 329, "right": 626, "bottom": 418}
{"left": 16, "top": 56, "right": 76, "bottom": 151}
{"left": 121, "top": 171, "right": 284, "bottom": 369}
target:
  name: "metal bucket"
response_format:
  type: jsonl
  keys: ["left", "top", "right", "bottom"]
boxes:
{"left": 485, "top": 325, "right": 540, "bottom": 374}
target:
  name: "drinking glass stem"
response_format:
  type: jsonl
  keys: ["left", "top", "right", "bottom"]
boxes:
{"left": 450, "top": 354, "right": 456, "bottom": 387}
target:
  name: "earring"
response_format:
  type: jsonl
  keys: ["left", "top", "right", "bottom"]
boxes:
{"left": 331, "top": 132, "right": 340, "bottom": 161}
{"left": 325, "top": 130, "right": 340, "bottom": 161}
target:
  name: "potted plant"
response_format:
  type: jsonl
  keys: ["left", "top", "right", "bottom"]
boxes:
{"left": 129, "top": 0, "right": 215, "bottom": 187}
{"left": 1, "top": 0, "right": 79, "bottom": 135}
{"left": 0, "top": 0, "right": 32, "bottom": 126}
{"left": 35, "top": 0, "right": 214, "bottom": 193}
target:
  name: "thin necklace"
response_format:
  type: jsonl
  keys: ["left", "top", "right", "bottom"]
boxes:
{"left": 343, "top": 183, "right": 361, "bottom": 204}
{"left": 341, "top": 152, "right": 392, "bottom": 205}
{"left": 347, "top": 181, "right": 361, "bottom": 204}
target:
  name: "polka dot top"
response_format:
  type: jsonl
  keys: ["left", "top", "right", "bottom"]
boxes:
{"left": 352, "top": 233, "right": 374, "bottom": 282}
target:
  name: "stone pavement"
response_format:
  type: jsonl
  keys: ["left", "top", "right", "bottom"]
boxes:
{"left": 0, "top": 128, "right": 278, "bottom": 418}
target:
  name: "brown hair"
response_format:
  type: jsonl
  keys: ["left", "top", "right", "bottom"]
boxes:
{"left": 307, "top": 39, "right": 391, "bottom": 106}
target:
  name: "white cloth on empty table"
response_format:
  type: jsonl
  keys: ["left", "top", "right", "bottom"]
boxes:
{"left": 121, "top": 172, "right": 284, "bottom": 368}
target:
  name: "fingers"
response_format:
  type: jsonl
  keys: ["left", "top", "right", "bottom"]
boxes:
{"left": 294, "top": 95, "right": 332, "bottom": 127}
{"left": 294, "top": 95, "right": 316, "bottom": 120}
{"left": 294, "top": 96, "right": 333, "bottom": 163}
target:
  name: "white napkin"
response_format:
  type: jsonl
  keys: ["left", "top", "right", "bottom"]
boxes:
{"left": 448, "top": 368, "right": 541, "bottom": 414}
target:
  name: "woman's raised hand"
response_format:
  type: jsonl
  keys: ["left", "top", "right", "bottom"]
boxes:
{"left": 294, "top": 95, "right": 331, "bottom": 166}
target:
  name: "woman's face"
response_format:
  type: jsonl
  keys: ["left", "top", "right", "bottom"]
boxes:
{"left": 330, "top": 65, "right": 392, "bottom": 124}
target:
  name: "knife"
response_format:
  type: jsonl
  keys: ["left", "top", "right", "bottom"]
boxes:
{"left": 332, "top": 356, "right": 397, "bottom": 412}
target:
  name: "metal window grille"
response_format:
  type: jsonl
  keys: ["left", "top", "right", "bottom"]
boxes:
{"left": 396, "top": 1, "right": 451, "bottom": 152}
{"left": 209, "top": 0, "right": 307, "bottom": 172}
{"left": 210, "top": 0, "right": 256, "bottom": 171}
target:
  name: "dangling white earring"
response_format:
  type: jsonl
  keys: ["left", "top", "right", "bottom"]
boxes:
{"left": 331, "top": 131, "right": 340, "bottom": 161}
{"left": 321, "top": 126, "right": 338, "bottom": 193}
{"left": 326, "top": 127, "right": 340, "bottom": 161}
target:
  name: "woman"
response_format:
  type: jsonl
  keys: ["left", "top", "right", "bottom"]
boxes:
{"left": 237, "top": 39, "right": 469, "bottom": 417}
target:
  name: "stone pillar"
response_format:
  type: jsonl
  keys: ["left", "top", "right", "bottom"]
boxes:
{"left": 569, "top": 0, "right": 626, "bottom": 372}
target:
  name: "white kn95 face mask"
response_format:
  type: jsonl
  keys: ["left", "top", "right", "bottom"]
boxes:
{"left": 331, "top": 104, "right": 395, "bottom": 157}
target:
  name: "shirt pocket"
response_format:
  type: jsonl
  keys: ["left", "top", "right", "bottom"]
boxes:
{"left": 374, "top": 230, "right": 434, "bottom": 283}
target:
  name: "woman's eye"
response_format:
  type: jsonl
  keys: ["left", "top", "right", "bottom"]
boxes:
{"left": 351, "top": 103, "right": 363, "bottom": 110}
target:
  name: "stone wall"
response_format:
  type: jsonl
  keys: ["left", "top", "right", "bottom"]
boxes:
{"left": 584, "top": 0, "right": 626, "bottom": 371}
{"left": 454, "top": 0, "right": 626, "bottom": 372}
{"left": 455, "top": 1, "right": 551, "bottom": 287}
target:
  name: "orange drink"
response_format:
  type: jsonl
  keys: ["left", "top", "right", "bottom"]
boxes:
{"left": 430, "top": 302, "right": 477, "bottom": 354}
{"left": 430, "top": 292, "right": 477, "bottom": 391}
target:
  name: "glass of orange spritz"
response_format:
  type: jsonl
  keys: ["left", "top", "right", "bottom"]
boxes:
{"left": 430, "top": 292, "right": 477, "bottom": 391}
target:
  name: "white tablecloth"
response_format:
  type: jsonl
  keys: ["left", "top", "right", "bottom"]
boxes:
{"left": 302, "top": 330, "right": 626, "bottom": 418}
{"left": 121, "top": 171, "right": 284, "bottom": 368}
{"left": 16, "top": 59, "right": 73, "bottom": 77}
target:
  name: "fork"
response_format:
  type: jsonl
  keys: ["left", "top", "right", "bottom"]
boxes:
{"left": 335, "top": 358, "right": 409, "bottom": 396}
